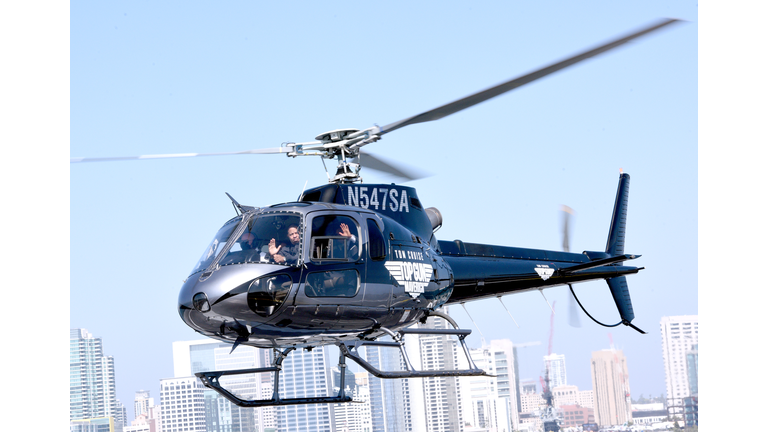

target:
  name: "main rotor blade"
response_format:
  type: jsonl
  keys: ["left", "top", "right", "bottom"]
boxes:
{"left": 379, "top": 18, "right": 680, "bottom": 136}
{"left": 357, "top": 150, "right": 430, "bottom": 182}
{"left": 70, "top": 147, "right": 288, "bottom": 163}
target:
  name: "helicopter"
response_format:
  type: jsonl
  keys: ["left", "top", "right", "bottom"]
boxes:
{"left": 72, "top": 18, "right": 680, "bottom": 407}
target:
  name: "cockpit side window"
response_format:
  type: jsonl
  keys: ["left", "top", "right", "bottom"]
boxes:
{"left": 309, "top": 215, "right": 360, "bottom": 262}
{"left": 367, "top": 219, "right": 387, "bottom": 261}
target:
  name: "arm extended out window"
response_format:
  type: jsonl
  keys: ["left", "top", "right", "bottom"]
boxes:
{"left": 310, "top": 215, "right": 359, "bottom": 262}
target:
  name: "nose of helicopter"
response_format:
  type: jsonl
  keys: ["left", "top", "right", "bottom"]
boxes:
{"left": 178, "top": 264, "right": 296, "bottom": 335}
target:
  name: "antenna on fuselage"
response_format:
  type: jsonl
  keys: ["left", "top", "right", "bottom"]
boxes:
{"left": 225, "top": 192, "right": 257, "bottom": 215}
{"left": 497, "top": 296, "right": 520, "bottom": 328}
{"left": 460, "top": 302, "right": 486, "bottom": 343}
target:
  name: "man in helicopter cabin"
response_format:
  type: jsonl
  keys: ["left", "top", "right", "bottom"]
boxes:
{"left": 269, "top": 224, "right": 301, "bottom": 265}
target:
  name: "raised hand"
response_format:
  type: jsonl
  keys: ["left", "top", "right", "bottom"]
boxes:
{"left": 338, "top": 223, "right": 352, "bottom": 238}
{"left": 268, "top": 238, "right": 282, "bottom": 256}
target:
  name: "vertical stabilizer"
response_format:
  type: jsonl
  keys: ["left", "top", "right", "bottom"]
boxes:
{"left": 605, "top": 173, "right": 630, "bottom": 256}
{"left": 606, "top": 276, "right": 634, "bottom": 323}
{"left": 603, "top": 173, "right": 643, "bottom": 332}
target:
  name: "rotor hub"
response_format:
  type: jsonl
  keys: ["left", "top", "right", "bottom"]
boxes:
{"left": 315, "top": 128, "right": 360, "bottom": 142}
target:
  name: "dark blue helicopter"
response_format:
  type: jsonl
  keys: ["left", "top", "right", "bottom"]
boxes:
{"left": 72, "top": 18, "right": 679, "bottom": 407}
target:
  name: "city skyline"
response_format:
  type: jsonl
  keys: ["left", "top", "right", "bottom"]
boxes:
{"left": 70, "top": 329, "right": 126, "bottom": 427}
{"left": 72, "top": 314, "right": 693, "bottom": 432}
{"left": 72, "top": 313, "right": 690, "bottom": 429}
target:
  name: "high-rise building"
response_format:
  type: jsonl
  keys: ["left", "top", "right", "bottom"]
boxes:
{"left": 551, "top": 385, "right": 579, "bottom": 408}
{"left": 488, "top": 339, "right": 520, "bottom": 430}
{"left": 149, "top": 405, "right": 163, "bottom": 432}
{"left": 363, "top": 344, "right": 408, "bottom": 432}
{"left": 590, "top": 349, "right": 631, "bottom": 427}
{"left": 414, "top": 314, "right": 464, "bottom": 432}
{"left": 274, "top": 345, "right": 335, "bottom": 432}
{"left": 543, "top": 353, "right": 567, "bottom": 388}
{"left": 331, "top": 375, "right": 372, "bottom": 432}
{"left": 70, "top": 329, "right": 126, "bottom": 427}
{"left": 171, "top": 339, "right": 266, "bottom": 432}
{"left": 686, "top": 344, "right": 698, "bottom": 397}
{"left": 362, "top": 308, "right": 467, "bottom": 432}
{"left": 660, "top": 315, "right": 699, "bottom": 411}
{"left": 159, "top": 376, "right": 206, "bottom": 432}
{"left": 461, "top": 343, "right": 517, "bottom": 432}
{"left": 577, "top": 389, "right": 594, "bottom": 409}
{"left": 134, "top": 390, "right": 154, "bottom": 421}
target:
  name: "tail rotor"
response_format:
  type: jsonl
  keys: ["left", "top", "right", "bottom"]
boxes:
{"left": 561, "top": 205, "right": 582, "bottom": 328}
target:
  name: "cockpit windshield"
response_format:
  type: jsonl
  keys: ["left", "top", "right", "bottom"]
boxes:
{"left": 190, "top": 217, "right": 241, "bottom": 275}
{"left": 218, "top": 213, "right": 303, "bottom": 268}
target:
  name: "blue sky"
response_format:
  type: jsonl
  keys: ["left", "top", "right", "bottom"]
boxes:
{"left": 67, "top": 0, "right": 699, "bottom": 419}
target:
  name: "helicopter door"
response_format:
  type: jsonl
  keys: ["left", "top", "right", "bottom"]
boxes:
{"left": 361, "top": 218, "right": 392, "bottom": 310}
{"left": 292, "top": 212, "right": 368, "bottom": 331}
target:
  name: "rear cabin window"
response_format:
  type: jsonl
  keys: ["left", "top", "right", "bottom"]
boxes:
{"left": 367, "top": 219, "right": 387, "bottom": 261}
{"left": 310, "top": 215, "right": 359, "bottom": 262}
{"left": 304, "top": 269, "right": 359, "bottom": 297}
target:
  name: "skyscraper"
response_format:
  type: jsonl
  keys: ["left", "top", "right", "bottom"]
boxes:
{"left": 274, "top": 345, "right": 335, "bottom": 432}
{"left": 363, "top": 344, "right": 407, "bottom": 432}
{"left": 414, "top": 314, "right": 464, "bottom": 432}
{"left": 543, "top": 353, "right": 567, "bottom": 389}
{"left": 159, "top": 376, "right": 206, "bottom": 432}
{"left": 134, "top": 390, "right": 154, "bottom": 421}
{"left": 70, "top": 329, "right": 126, "bottom": 427}
{"left": 686, "top": 344, "right": 698, "bottom": 397}
{"left": 171, "top": 339, "right": 266, "bottom": 432}
{"left": 362, "top": 308, "right": 469, "bottom": 432}
{"left": 590, "top": 349, "right": 631, "bottom": 427}
{"left": 660, "top": 315, "right": 699, "bottom": 410}
{"left": 462, "top": 344, "right": 516, "bottom": 432}
{"left": 331, "top": 373, "right": 372, "bottom": 432}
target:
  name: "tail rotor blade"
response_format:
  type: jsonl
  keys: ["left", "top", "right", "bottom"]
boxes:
{"left": 568, "top": 287, "right": 582, "bottom": 328}
{"left": 561, "top": 205, "right": 574, "bottom": 253}
{"left": 561, "top": 205, "right": 581, "bottom": 327}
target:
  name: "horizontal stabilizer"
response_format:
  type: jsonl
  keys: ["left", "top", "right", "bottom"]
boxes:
{"left": 559, "top": 254, "right": 641, "bottom": 275}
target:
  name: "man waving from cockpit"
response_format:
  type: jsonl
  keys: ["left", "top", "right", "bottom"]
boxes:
{"left": 269, "top": 224, "right": 301, "bottom": 265}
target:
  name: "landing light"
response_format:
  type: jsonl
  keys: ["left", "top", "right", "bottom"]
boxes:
{"left": 193, "top": 292, "right": 210, "bottom": 312}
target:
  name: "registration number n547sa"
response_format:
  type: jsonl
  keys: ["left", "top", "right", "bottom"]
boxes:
{"left": 346, "top": 186, "right": 410, "bottom": 213}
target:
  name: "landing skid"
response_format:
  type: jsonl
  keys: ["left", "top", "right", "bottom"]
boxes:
{"left": 342, "top": 310, "right": 489, "bottom": 379}
{"left": 196, "top": 347, "right": 354, "bottom": 407}
{"left": 196, "top": 310, "right": 488, "bottom": 407}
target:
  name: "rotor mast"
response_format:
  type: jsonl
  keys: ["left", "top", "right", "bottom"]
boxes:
{"left": 284, "top": 127, "right": 382, "bottom": 184}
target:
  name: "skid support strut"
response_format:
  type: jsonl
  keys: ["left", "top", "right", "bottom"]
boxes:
{"left": 340, "top": 309, "right": 490, "bottom": 379}
{"left": 195, "top": 347, "right": 353, "bottom": 407}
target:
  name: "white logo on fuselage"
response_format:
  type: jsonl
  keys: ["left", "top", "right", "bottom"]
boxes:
{"left": 385, "top": 260, "right": 432, "bottom": 298}
{"left": 535, "top": 264, "right": 554, "bottom": 281}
